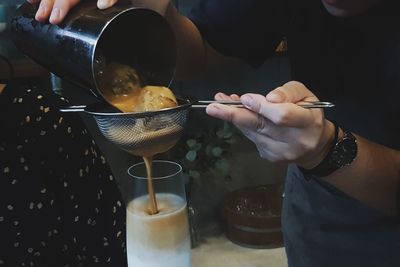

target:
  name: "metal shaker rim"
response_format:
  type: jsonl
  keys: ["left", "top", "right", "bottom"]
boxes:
{"left": 12, "top": 2, "right": 177, "bottom": 101}
{"left": 90, "top": 6, "right": 177, "bottom": 101}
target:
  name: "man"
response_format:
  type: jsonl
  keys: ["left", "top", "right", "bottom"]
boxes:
{"left": 29, "top": 0, "right": 400, "bottom": 266}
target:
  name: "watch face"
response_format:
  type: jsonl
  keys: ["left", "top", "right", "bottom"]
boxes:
{"left": 299, "top": 129, "right": 358, "bottom": 177}
{"left": 331, "top": 134, "right": 358, "bottom": 167}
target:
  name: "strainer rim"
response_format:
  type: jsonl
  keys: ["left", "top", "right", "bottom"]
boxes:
{"left": 85, "top": 97, "right": 191, "bottom": 117}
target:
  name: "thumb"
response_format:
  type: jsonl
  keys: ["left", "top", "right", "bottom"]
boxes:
{"left": 266, "top": 87, "right": 285, "bottom": 103}
{"left": 97, "top": 0, "right": 118, "bottom": 9}
{"left": 240, "top": 93, "right": 273, "bottom": 119}
{"left": 266, "top": 81, "right": 316, "bottom": 104}
{"left": 241, "top": 92, "right": 316, "bottom": 127}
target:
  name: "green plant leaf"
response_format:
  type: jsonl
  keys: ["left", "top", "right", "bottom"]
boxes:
{"left": 189, "top": 170, "right": 201, "bottom": 179}
{"left": 215, "top": 159, "right": 230, "bottom": 176}
{"left": 223, "top": 132, "right": 233, "bottom": 139}
{"left": 182, "top": 173, "right": 191, "bottom": 184}
{"left": 194, "top": 143, "right": 202, "bottom": 151}
{"left": 211, "top": 147, "right": 223, "bottom": 157}
{"left": 185, "top": 150, "right": 197, "bottom": 162}
{"left": 205, "top": 145, "right": 213, "bottom": 157}
{"left": 223, "top": 121, "right": 230, "bottom": 132}
{"left": 216, "top": 130, "right": 225, "bottom": 139}
{"left": 217, "top": 129, "right": 233, "bottom": 140}
{"left": 186, "top": 139, "right": 197, "bottom": 149}
{"left": 225, "top": 137, "right": 237, "bottom": 144}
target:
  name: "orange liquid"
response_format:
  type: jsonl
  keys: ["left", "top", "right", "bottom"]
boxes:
{"left": 98, "top": 62, "right": 179, "bottom": 215}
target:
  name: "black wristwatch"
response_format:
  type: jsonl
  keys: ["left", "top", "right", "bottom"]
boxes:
{"left": 299, "top": 123, "right": 358, "bottom": 178}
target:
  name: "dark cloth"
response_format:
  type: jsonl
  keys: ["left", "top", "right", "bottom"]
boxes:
{"left": 189, "top": 1, "right": 400, "bottom": 266}
{"left": 0, "top": 82, "right": 127, "bottom": 266}
{"left": 284, "top": 165, "right": 400, "bottom": 267}
{"left": 287, "top": 0, "right": 400, "bottom": 150}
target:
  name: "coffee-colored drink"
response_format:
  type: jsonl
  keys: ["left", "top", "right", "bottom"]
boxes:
{"left": 126, "top": 193, "right": 190, "bottom": 267}
{"left": 100, "top": 63, "right": 190, "bottom": 266}
{"left": 98, "top": 62, "right": 180, "bottom": 213}
{"left": 97, "top": 62, "right": 177, "bottom": 113}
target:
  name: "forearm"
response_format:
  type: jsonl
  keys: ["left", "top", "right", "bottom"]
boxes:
{"left": 209, "top": 81, "right": 400, "bottom": 215}
{"left": 324, "top": 133, "right": 400, "bottom": 215}
{"left": 164, "top": 4, "right": 235, "bottom": 80}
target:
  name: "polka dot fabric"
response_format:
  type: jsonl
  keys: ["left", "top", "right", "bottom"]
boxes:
{"left": 0, "top": 82, "right": 127, "bottom": 266}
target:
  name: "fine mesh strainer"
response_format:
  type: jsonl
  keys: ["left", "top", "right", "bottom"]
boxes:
{"left": 60, "top": 98, "right": 193, "bottom": 156}
{"left": 60, "top": 99, "right": 333, "bottom": 156}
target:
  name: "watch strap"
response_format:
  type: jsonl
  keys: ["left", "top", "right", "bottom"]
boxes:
{"left": 299, "top": 121, "right": 340, "bottom": 179}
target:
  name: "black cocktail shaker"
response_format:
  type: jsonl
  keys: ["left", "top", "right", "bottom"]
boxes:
{"left": 11, "top": 1, "right": 176, "bottom": 100}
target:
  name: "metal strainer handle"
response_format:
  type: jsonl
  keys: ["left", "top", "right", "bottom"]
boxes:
{"left": 59, "top": 100, "right": 334, "bottom": 112}
{"left": 59, "top": 105, "right": 87, "bottom": 112}
{"left": 191, "top": 100, "right": 335, "bottom": 109}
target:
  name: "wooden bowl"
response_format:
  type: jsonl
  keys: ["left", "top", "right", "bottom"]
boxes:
{"left": 222, "top": 184, "right": 283, "bottom": 248}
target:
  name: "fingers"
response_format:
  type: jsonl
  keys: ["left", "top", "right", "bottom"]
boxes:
{"left": 242, "top": 93, "right": 319, "bottom": 128}
{"left": 237, "top": 124, "right": 293, "bottom": 162}
{"left": 50, "top": 0, "right": 81, "bottom": 24}
{"left": 31, "top": 0, "right": 119, "bottom": 24}
{"left": 35, "top": 0, "right": 54, "bottom": 22}
{"left": 97, "top": 0, "right": 119, "bottom": 10}
{"left": 208, "top": 93, "right": 271, "bottom": 136}
{"left": 210, "top": 92, "right": 317, "bottom": 130}
{"left": 33, "top": 0, "right": 81, "bottom": 24}
{"left": 230, "top": 94, "right": 240, "bottom": 101}
{"left": 205, "top": 101, "right": 284, "bottom": 141}
{"left": 214, "top": 92, "right": 240, "bottom": 101}
{"left": 206, "top": 103, "right": 257, "bottom": 127}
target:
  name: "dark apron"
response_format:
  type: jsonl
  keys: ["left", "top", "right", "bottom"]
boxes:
{"left": 282, "top": 164, "right": 400, "bottom": 267}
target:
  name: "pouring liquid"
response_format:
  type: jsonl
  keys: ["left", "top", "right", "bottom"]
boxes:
{"left": 143, "top": 156, "right": 158, "bottom": 215}
{"left": 98, "top": 62, "right": 179, "bottom": 215}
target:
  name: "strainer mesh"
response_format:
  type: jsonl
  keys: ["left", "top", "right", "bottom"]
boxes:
{"left": 92, "top": 108, "right": 188, "bottom": 155}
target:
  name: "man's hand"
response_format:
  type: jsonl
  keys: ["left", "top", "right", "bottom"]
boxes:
{"left": 208, "top": 81, "right": 400, "bottom": 214}
{"left": 206, "top": 81, "right": 335, "bottom": 169}
{"left": 27, "top": 0, "right": 118, "bottom": 24}
{"left": 27, "top": 0, "right": 170, "bottom": 25}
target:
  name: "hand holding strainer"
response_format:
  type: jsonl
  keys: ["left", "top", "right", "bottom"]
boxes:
{"left": 60, "top": 98, "right": 334, "bottom": 157}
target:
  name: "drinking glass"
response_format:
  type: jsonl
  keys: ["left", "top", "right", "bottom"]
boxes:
{"left": 126, "top": 160, "right": 191, "bottom": 267}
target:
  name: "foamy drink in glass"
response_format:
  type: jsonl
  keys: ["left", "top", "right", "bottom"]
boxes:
{"left": 126, "top": 160, "right": 191, "bottom": 267}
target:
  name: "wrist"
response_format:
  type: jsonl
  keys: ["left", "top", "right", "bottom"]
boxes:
{"left": 133, "top": 0, "right": 171, "bottom": 16}
{"left": 300, "top": 120, "right": 337, "bottom": 169}
{"left": 299, "top": 123, "right": 358, "bottom": 178}
{"left": 156, "top": 0, "right": 172, "bottom": 16}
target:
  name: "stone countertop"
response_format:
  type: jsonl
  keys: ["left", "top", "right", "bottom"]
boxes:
{"left": 192, "top": 236, "right": 287, "bottom": 267}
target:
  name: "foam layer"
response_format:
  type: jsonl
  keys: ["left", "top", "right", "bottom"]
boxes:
{"left": 126, "top": 193, "right": 191, "bottom": 267}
